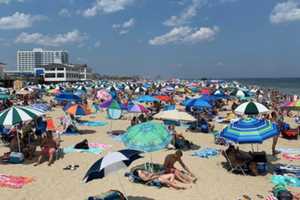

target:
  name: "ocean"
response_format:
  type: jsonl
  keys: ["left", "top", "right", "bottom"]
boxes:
{"left": 234, "top": 78, "right": 300, "bottom": 95}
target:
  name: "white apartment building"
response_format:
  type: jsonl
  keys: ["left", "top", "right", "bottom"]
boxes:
{"left": 17, "top": 48, "right": 69, "bottom": 72}
{"left": 41, "top": 63, "right": 92, "bottom": 82}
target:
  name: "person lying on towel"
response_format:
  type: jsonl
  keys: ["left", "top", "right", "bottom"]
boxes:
{"left": 133, "top": 169, "right": 188, "bottom": 190}
{"left": 163, "top": 150, "right": 197, "bottom": 184}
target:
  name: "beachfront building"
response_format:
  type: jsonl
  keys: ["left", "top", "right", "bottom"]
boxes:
{"left": 41, "top": 63, "right": 92, "bottom": 82}
{"left": 17, "top": 48, "right": 69, "bottom": 72}
{"left": 0, "top": 62, "right": 5, "bottom": 79}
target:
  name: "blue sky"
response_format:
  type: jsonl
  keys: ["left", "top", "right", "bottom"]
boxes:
{"left": 0, "top": 0, "right": 300, "bottom": 78}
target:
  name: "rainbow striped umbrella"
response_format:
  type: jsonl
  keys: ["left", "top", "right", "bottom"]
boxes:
{"left": 220, "top": 118, "right": 278, "bottom": 144}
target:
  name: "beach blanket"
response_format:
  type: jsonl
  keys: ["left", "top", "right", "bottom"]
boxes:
{"left": 276, "top": 147, "right": 300, "bottom": 154}
{"left": 272, "top": 175, "right": 300, "bottom": 187}
{"left": 79, "top": 121, "right": 107, "bottom": 127}
{"left": 192, "top": 148, "right": 220, "bottom": 158}
{"left": 0, "top": 174, "right": 34, "bottom": 189}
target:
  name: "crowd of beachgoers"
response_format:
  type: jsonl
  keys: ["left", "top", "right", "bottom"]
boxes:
{"left": 0, "top": 79, "right": 300, "bottom": 200}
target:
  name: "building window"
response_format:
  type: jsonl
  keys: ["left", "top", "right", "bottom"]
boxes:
{"left": 45, "top": 73, "right": 55, "bottom": 78}
{"left": 57, "top": 73, "right": 64, "bottom": 78}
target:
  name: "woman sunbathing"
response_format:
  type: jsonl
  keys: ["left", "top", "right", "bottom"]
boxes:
{"left": 133, "top": 169, "right": 188, "bottom": 190}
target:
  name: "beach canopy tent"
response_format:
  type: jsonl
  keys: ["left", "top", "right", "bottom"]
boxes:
{"left": 55, "top": 93, "right": 82, "bottom": 103}
{"left": 153, "top": 109, "right": 196, "bottom": 122}
{"left": 220, "top": 118, "right": 278, "bottom": 144}
{"left": 83, "top": 149, "right": 142, "bottom": 183}
{"left": 122, "top": 122, "right": 172, "bottom": 152}
{"left": 234, "top": 101, "right": 270, "bottom": 115}
{"left": 65, "top": 104, "right": 91, "bottom": 116}
{"left": 107, "top": 100, "right": 122, "bottom": 120}
{"left": 136, "top": 95, "right": 159, "bottom": 103}
{"left": 0, "top": 106, "right": 45, "bottom": 126}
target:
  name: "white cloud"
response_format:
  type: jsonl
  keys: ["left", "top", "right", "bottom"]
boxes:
{"left": 0, "top": 12, "right": 45, "bottom": 30}
{"left": 112, "top": 18, "right": 135, "bottom": 35}
{"left": 15, "top": 30, "right": 88, "bottom": 47}
{"left": 82, "top": 0, "right": 135, "bottom": 17}
{"left": 149, "top": 26, "right": 219, "bottom": 45}
{"left": 164, "top": 0, "right": 206, "bottom": 27}
{"left": 59, "top": 8, "right": 71, "bottom": 17}
{"left": 0, "top": 0, "right": 24, "bottom": 4}
{"left": 94, "top": 40, "right": 101, "bottom": 47}
{"left": 270, "top": 0, "right": 300, "bottom": 24}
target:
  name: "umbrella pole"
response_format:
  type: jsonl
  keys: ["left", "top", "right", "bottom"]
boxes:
{"left": 117, "top": 172, "right": 127, "bottom": 198}
{"left": 17, "top": 130, "right": 21, "bottom": 153}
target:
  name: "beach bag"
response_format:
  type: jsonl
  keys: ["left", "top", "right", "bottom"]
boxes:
{"left": 277, "top": 191, "right": 293, "bottom": 200}
{"left": 8, "top": 152, "right": 24, "bottom": 164}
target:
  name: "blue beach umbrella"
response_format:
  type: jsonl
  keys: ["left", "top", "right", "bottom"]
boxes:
{"left": 136, "top": 95, "right": 159, "bottom": 103}
{"left": 220, "top": 118, "right": 278, "bottom": 144}
{"left": 186, "top": 98, "right": 212, "bottom": 109}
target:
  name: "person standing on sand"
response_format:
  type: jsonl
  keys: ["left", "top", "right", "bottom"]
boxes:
{"left": 270, "top": 111, "right": 280, "bottom": 156}
{"left": 163, "top": 150, "right": 197, "bottom": 184}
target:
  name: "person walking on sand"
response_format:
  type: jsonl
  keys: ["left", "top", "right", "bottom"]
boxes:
{"left": 163, "top": 150, "right": 197, "bottom": 184}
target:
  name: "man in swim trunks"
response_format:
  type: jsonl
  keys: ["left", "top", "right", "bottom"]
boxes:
{"left": 163, "top": 150, "right": 197, "bottom": 184}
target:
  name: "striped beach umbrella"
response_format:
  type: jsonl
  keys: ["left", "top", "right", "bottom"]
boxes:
{"left": 83, "top": 149, "right": 142, "bottom": 183}
{"left": 234, "top": 101, "right": 269, "bottom": 115}
{"left": 220, "top": 118, "right": 278, "bottom": 144}
{"left": 122, "top": 122, "right": 172, "bottom": 152}
{"left": 0, "top": 106, "right": 45, "bottom": 126}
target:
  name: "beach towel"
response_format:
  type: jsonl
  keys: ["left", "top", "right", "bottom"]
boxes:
{"left": 282, "top": 153, "right": 300, "bottom": 161}
{"left": 63, "top": 143, "right": 110, "bottom": 155}
{"left": 272, "top": 175, "right": 300, "bottom": 187}
{"left": 63, "top": 146, "right": 103, "bottom": 155}
{"left": 276, "top": 148, "right": 300, "bottom": 155}
{"left": 79, "top": 121, "right": 108, "bottom": 127}
{"left": 0, "top": 174, "right": 34, "bottom": 189}
{"left": 192, "top": 148, "right": 220, "bottom": 158}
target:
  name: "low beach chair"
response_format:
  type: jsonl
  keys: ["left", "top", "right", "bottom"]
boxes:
{"left": 222, "top": 150, "right": 247, "bottom": 176}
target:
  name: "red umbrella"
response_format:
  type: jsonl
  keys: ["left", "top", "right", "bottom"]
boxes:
{"left": 155, "top": 95, "right": 171, "bottom": 102}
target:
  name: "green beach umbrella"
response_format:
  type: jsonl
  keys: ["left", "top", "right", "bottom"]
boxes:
{"left": 0, "top": 106, "right": 45, "bottom": 126}
{"left": 122, "top": 122, "right": 172, "bottom": 152}
{"left": 234, "top": 101, "right": 269, "bottom": 115}
{"left": 0, "top": 94, "right": 10, "bottom": 100}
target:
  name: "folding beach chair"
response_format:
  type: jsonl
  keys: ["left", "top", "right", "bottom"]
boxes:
{"left": 222, "top": 150, "right": 247, "bottom": 176}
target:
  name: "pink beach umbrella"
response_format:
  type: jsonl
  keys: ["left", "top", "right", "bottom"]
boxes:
{"left": 97, "top": 89, "right": 112, "bottom": 101}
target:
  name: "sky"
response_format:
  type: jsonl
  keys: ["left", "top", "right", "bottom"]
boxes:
{"left": 0, "top": 0, "right": 300, "bottom": 79}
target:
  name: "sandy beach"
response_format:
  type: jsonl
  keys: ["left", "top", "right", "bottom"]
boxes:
{"left": 0, "top": 101, "right": 299, "bottom": 200}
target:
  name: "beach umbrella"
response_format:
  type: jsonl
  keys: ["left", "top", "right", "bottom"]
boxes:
{"left": 155, "top": 95, "right": 171, "bottom": 102}
{"left": 186, "top": 98, "right": 212, "bottom": 109}
{"left": 0, "top": 106, "right": 45, "bottom": 126}
{"left": 153, "top": 110, "right": 196, "bottom": 122}
{"left": 127, "top": 104, "right": 149, "bottom": 113}
{"left": 136, "top": 95, "right": 159, "bottom": 103}
{"left": 122, "top": 122, "right": 172, "bottom": 152}
{"left": 220, "top": 118, "right": 278, "bottom": 144}
{"left": 0, "top": 94, "right": 10, "bottom": 100}
{"left": 65, "top": 104, "right": 90, "bottom": 116}
{"left": 96, "top": 89, "right": 112, "bottom": 101}
{"left": 83, "top": 149, "right": 142, "bottom": 183}
{"left": 234, "top": 101, "right": 269, "bottom": 115}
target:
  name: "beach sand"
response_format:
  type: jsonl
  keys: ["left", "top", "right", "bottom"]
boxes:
{"left": 0, "top": 106, "right": 299, "bottom": 200}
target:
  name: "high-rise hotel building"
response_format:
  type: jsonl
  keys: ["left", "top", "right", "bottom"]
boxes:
{"left": 17, "top": 48, "right": 69, "bottom": 72}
